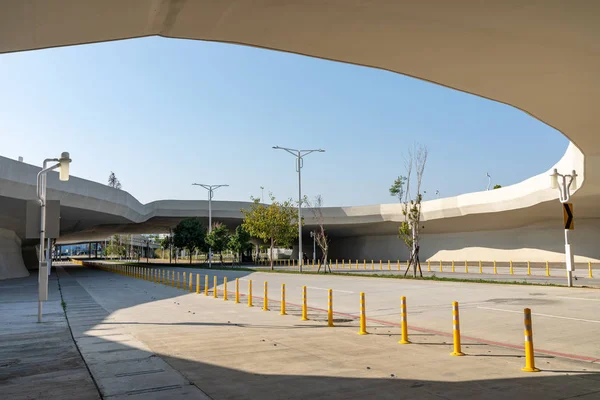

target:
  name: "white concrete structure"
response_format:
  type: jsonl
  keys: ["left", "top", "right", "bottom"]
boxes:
{"left": 1, "top": 1, "right": 599, "bottom": 277}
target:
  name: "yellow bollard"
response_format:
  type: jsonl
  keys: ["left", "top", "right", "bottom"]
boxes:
{"left": 183, "top": 272, "right": 187, "bottom": 289}
{"left": 301, "top": 286, "right": 308, "bottom": 321}
{"left": 527, "top": 261, "right": 531, "bottom": 276}
{"left": 388, "top": 260, "right": 391, "bottom": 271}
{"left": 399, "top": 296, "right": 410, "bottom": 344}
{"left": 213, "top": 276, "right": 218, "bottom": 298}
{"left": 379, "top": 260, "right": 383, "bottom": 270}
{"left": 451, "top": 301, "right": 465, "bottom": 356}
{"left": 263, "top": 282, "right": 269, "bottom": 310}
{"left": 248, "top": 280, "right": 253, "bottom": 307}
{"left": 427, "top": 260, "right": 431, "bottom": 272}
{"left": 356, "top": 259, "right": 359, "bottom": 270}
{"left": 235, "top": 278, "right": 240, "bottom": 303}
{"left": 280, "top": 283, "right": 287, "bottom": 315}
{"left": 358, "top": 292, "right": 368, "bottom": 335}
{"left": 479, "top": 260, "right": 483, "bottom": 274}
{"left": 521, "top": 308, "right": 540, "bottom": 372}
{"left": 196, "top": 273, "right": 200, "bottom": 294}
{"left": 327, "top": 289, "right": 334, "bottom": 327}
{"left": 590, "top": 262, "right": 594, "bottom": 278}
{"left": 177, "top": 272, "right": 181, "bottom": 289}
{"left": 546, "top": 261, "right": 550, "bottom": 276}
{"left": 510, "top": 261, "right": 514, "bottom": 275}
{"left": 493, "top": 260, "right": 497, "bottom": 275}
{"left": 451, "top": 260, "right": 455, "bottom": 273}
{"left": 223, "top": 277, "right": 228, "bottom": 301}
{"left": 440, "top": 260, "right": 443, "bottom": 272}
{"left": 204, "top": 275, "right": 209, "bottom": 296}
{"left": 336, "top": 259, "right": 338, "bottom": 269}
{"left": 465, "top": 261, "right": 468, "bottom": 274}
{"left": 189, "top": 273, "right": 193, "bottom": 292}
{"left": 342, "top": 259, "right": 345, "bottom": 268}
{"left": 397, "top": 260, "right": 400, "bottom": 271}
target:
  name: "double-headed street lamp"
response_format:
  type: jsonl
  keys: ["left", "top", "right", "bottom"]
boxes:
{"left": 37, "top": 152, "right": 71, "bottom": 323}
{"left": 192, "top": 183, "right": 228, "bottom": 268}
{"left": 550, "top": 168, "right": 578, "bottom": 287}
{"left": 272, "top": 146, "right": 325, "bottom": 272}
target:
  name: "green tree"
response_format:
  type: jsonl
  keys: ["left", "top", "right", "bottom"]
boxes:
{"left": 173, "top": 218, "right": 206, "bottom": 264}
{"left": 108, "top": 172, "right": 122, "bottom": 190}
{"left": 493, "top": 184, "right": 502, "bottom": 189}
{"left": 160, "top": 235, "right": 172, "bottom": 262}
{"left": 229, "top": 225, "right": 252, "bottom": 263}
{"left": 241, "top": 194, "right": 299, "bottom": 270}
{"left": 389, "top": 176, "right": 407, "bottom": 203}
{"left": 105, "top": 234, "right": 125, "bottom": 258}
{"left": 205, "top": 223, "right": 230, "bottom": 263}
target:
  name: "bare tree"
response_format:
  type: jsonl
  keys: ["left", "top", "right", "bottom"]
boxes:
{"left": 391, "top": 143, "right": 428, "bottom": 277}
{"left": 108, "top": 172, "right": 122, "bottom": 190}
{"left": 305, "top": 195, "right": 331, "bottom": 273}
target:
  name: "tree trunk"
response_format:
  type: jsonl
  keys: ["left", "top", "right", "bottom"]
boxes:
{"left": 412, "top": 224, "right": 417, "bottom": 278}
{"left": 189, "top": 251, "right": 192, "bottom": 264}
{"left": 270, "top": 237, "right": 274, "bottom": 271}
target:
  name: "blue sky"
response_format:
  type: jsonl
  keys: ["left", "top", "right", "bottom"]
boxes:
{"left": 0, "top": 37, "right": 567, "bottom": 206}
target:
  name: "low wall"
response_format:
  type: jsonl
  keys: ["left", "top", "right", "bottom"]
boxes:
{"left": 328, "top": 218, "right": 600, "bottom": 263}
{"left": 0, "top": 228, "right": 29, "bottom": 280}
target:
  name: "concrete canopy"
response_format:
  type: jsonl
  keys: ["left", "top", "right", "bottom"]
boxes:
{"left": 1, "top": 1, "right": 600, "bottom": 269}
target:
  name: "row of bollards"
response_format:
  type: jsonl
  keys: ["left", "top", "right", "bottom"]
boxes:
{"left": 96, "top": 263, "right": 540, "bottom": 373}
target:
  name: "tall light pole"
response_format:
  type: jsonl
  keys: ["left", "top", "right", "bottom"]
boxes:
{"left": 192, "top": 183, "right": 228, "bottom": 269}
{"left": 272, "top": 146, "right": 325, "bottom": 272}
{"left": 37, "top": 152, "right": 71, "bottom": 323}
{"left": 486, "top": 172, "right": 491, "bottom": 191}
{"left": 550, "top": 168, "right": 578, "bottom": 287}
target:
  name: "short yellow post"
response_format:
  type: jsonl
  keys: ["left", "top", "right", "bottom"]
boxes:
{"left": 388, "top": 260, "right": 391, "bottom": 270}
{"left": 397, "top": 260, "right": 400, "bottom": 271}
{"left": 235, "top": 278, "right": 240, "bottom": 303}
{"left": 589, "top": 262, "right": 593, "bottom": 278}
{"left": 213, "top": 276, "right": 218, "bottom": 298}
{"left": 177, "top": 272, "right": 180, "bottom": 288}
{"left": 479, "top": 260, "right": 483, "bottom": 274}
{"left": 509, "top": 261, "right": 514, "bottom": 275}
{"left": 451, "top": 260, "right": 455, "bottom": 273}
{"left": 280, "top": 284, "right": 286, "bottom": 315}
{"left": 522, "top": 308, "right": 540, "bottom": 372}
{"left": 493, "top": 260, "right": 497, "bottom": 274}
{"left": 399, "top": 296, "right": 410, "bottom": 344}
{"left": 336, "top": 259, "right": 338, "bottom": 268}
{"left": 196, "top": 273, "right": 200, "bottom": 294}
{"left": 527, "top": 261, "right": 531, "bottom": 276}
{"left": 342, "top": 259, "right": 345, "bottom": 268}
{"left": 465, "top": 261, "right": 468, "bottom": 274}
{"left": 356, "top": 260, "right": 359, "bottom": 269}
{"left": 546, "top": 261, "right": 550, "bottom": 276}
{"left": 162, "top": 270, "right": 165, "bottom": 284}
{"left": 440, "top": 260, "right": 443, "bottom": 272}
{"left": 248, "top": 280, "right": 253, "bottom": 307}
{"left": 379, "top": 260, "right": 383, "bottom": 270}
{"left": 358, "top": 292, "right": 368, "bottom": 335}
{"left": 301, "top": 286, "right": 308, "bottom": 321}
{"left": 427, "top": 260, "right": 431, "bottom": 272}
{"left": 183, "top": 272, "right": 187, "bottom": 289}
{"left": 189, "top": 273, "right": 194, "bottom": 292}
{"left": 223, "top": 277, "right": 228, "bottom": 301}
{"left": 451, "top": 301, "right": 465, "bottom": 356}
{"left": 262, "top": 282, "right": 269, "bottom": 310}
{"left": 327, "top": 289, "right": 334, "bottom": 327}
{"left": 204, "top": 275, "right": 209, "bottom": 296}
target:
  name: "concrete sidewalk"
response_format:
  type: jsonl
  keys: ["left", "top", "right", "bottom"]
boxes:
{"left": 68, "top": 265, "right": 600, "bottom": 399}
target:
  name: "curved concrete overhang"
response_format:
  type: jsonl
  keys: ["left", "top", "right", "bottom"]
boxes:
{"left": 1, "top": 1, "right": 599, "bottom": 262}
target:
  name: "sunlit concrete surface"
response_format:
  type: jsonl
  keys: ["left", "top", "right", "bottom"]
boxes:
{"left": 2, "top": 1, "right": 600, "bottom": 277}
{"left": 22, "top": 264, "right": 600, "bottom": 399}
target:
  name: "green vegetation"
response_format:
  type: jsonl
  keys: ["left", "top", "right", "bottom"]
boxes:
{"left": 241, "top": 195, "right": 299, "bottom": 270}
{"left": 206, "top": 223, "right": 231, "bottom": 263}
{"left": 173, "top": 218, "right": 207, "bottom": 264}
{"left": 228, "top": 225, "right": 252, "bottom": 263}
{"left": 61, "top": 300, "right": 67, "bottom": 311}
{"left": 493, "top": 184, "right": 502, "bottom": 189}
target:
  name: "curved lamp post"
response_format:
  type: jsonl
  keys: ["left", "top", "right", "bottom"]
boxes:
{"left": 550, "top": 168, "right": 578, "bottom": 287}
{"left": 192, "top": 183, "right": 228, "bottom": 268}
{"left": 37, "top": 152, "right": 71, "bottom": 322}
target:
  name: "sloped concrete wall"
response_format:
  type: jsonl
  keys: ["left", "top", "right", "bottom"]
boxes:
{"left": 0, "top": 228, "right": 29, "bottom": 279}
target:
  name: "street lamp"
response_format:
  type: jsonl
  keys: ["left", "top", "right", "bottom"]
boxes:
{"left": 486, "top": 172, "right": 491, "bottom": 191}
{"left": 550, "top": 168, "right": 578, "bottom": 287}
{"left": 192, "top": 183, "right": 228, "bottom": 268}
{"left": 272, "top": 146, "right": 325, "bottom": 272}
{"left": 310, "top": 231, "right": 316, "bottom": 263}
{"left": 37, "top": 152, "right": 71, "bottom": 323}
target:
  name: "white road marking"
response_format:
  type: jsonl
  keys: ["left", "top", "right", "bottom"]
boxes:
{"left": 556, "top": 296, "right": 600, "bottom": 302}
{"left": 477, "top": 306, "right": 600, "bottom": 324}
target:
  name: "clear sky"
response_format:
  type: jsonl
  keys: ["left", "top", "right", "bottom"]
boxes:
{"left": 0, "top": 37, "right": 568, "bottom": 206}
